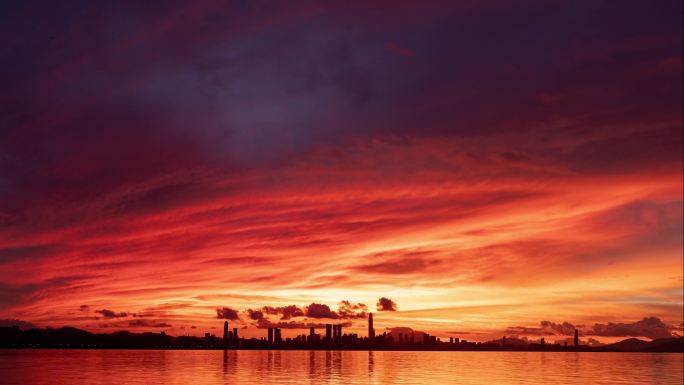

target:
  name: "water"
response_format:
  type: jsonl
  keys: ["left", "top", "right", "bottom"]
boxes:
{"left": 0, "top": 349, "right": 681, "bottom": 384}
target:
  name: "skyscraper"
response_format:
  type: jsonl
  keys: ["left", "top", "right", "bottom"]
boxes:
{"left": 309, "top": 326, "right": 315, "bottom": 342}
{"left": 223, "top": 321, "right": 228, "bottom": 344}
{"left": 233, "top": 328, "right": 238, "bottom": 344}
{"left": 326, "top": 324, "right": 332, "bottom": 341}
{"left": 268, "top": 327, "right": 274, "bottom": 344}
{"left": 574, "top": 329, "right": 579, "bottom": 347}
{"left": 368, "top": 313, "right": 375, "bottom": 340}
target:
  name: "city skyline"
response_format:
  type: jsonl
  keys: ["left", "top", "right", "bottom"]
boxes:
{"left": 3, "top": 312, "right": 682, "bottom": 352}
{"left": 1, "top": 301, "right": 680, "bottom": 344}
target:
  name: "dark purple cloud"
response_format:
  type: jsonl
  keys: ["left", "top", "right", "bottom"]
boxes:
{"left": 216, "top": 307, "right": 240, "bottom": 320}
{"left": 337, "top": 301, "right": 368, "bottom": 319}
{"left": 590, "top": 317, "right": 675, "bottom": 340}
{"left": 0, "top": 0, "right": 680, "bottom": 223}
{"left": 377, "top": 297, "right": 397, "bottom": 311}
{"left": 305, "top": 303, "right": 339, "bottom": 319}
{"left": 262, "top": 305, "right": 305, "bottom": 320}
{"left": 506, "top": 317, "right": 677, "bottom": 339}
{"left": 247, "top": 309, "right": 264, "bottom": 320}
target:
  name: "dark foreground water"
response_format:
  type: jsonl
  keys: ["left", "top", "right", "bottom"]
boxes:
{"left": 0, "top": 349, "right": 682, "bottom": 385}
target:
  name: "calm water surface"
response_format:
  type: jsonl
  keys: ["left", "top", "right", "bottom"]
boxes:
{"left": 1, "top": 349, "right": 682, "bottom": 385}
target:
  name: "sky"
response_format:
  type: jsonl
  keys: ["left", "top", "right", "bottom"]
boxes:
{"left": 0, "top": 0, "right": 682, "bottom": 343}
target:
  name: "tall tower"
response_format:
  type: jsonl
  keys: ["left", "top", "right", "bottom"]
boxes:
{"left": 326, "top": 324, "right": 332, "bottom": 341}
{"left": 223, "top": 321, "right": 228, "bottom": 344}
{"left": 268, "top": 327, "right": 274, "bottom": 344}
{"left": 574, "top": 329, "right": 579, "bottom": 347}
{"left": 233, "top": 327, "right": 238, "bottom": 344}
{"left": 368, "top": 313, "right": 375, "bottom": 340}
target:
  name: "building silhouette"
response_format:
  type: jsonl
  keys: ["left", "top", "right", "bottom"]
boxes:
{"left": 3, "top": 321, "right": 679, "bottom": 352}
{"left": 368, "top": 313, "right": 375, "bottom": 340}
{"left": 325, "top": 324, "right": 332, "bottom": 341}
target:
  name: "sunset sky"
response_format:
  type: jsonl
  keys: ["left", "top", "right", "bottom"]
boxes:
{"left": 0, "top": 1, "right": 682, "bottom": 343}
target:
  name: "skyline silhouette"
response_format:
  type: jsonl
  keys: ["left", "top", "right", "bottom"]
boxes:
{"left": 2, "top": 312, "right": 682, "bottom": 353}
{"left": 2, "top": 296, "right": 681, "bottom": 345}
{"left": 2, "top": 308, "right": 681, "bottom": 350}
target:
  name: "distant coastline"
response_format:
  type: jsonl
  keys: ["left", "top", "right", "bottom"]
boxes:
{"left": 2, "top": 325, "right": 682, "bottom": 353}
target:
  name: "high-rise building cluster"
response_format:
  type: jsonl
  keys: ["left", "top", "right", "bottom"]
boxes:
{"left": 202, "top": 315, "right": 587, "bottom": 351}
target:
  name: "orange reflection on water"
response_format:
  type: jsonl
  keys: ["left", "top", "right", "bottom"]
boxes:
{"left": 1, "top": 350, "right": 682, "bottom": 385}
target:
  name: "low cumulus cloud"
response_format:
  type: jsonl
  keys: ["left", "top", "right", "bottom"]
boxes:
{"left": 216, "top": 307, "right": 240, "bottom": 320}
{"left": 247, "top": 309, "right": 264, "bottom": 320}
{"left": 541, "top": 321, "right": 577, "bottom": 335}
{"left": 262, "top": 305, "right": 304, "bottom": 320}
{"left": 228, "top": 299, "right": 383, "bottom": 323}
{"left": 337, "top": 301, "right": 368, "bottom": 319}
{"left": 376, "top": 297, "right": 397, "bottom": 311}
{"left": 256, "top": 301, "right": 369, "bottom": 320}
{"left": 590, "top": 317, "right": 675, "bottom": 340}
{"left": 305, "top": 303, "right": 339, "bottom": 319}
{"left": 506, "top": 317, "right": 676, "bottom": 339}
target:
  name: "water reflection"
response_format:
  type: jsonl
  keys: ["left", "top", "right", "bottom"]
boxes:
{"left": 0, "top": 350, "right": 681, "bottom": 385}
{"left": 222, "top": 350, "right": 237, "bottom": 377}
{"left": 368, "top": 351, "right": 374, "bottom": 382}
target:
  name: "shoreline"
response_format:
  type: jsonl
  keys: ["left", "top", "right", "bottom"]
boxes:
{"left": 2, "top": 347, "right": 682, "bottom": 353}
